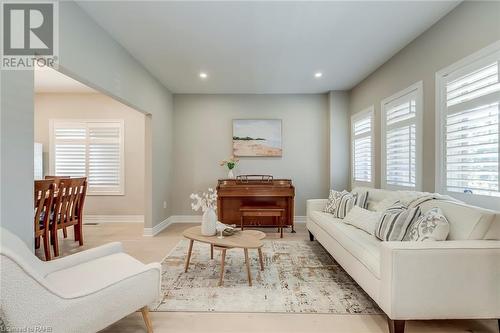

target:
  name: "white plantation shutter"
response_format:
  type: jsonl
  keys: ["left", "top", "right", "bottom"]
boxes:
{"left": 53, "top": 124, "right": 87, "bottom": 178}
{"left": 441, "top": 54, "right": 500, "bottom": 198}
{"left": 381, "top": 83, "right": 422, "bottom": 189}
{"left": 51, "top": 120, "right": 124, "bottom": 195}
{"left": 352, "top": 108, "right": 373, "bottom": 184}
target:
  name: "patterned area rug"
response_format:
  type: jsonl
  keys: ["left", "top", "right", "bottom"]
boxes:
{"left": 155, "top": 239, "right": 382, "bottom": 314}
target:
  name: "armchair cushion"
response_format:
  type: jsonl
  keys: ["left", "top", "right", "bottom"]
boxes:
{"left": 44, "top": 252, "right": 153, "bottom": 298}
{"left": 41, "top": 242, "right": 123, "bottom": 276}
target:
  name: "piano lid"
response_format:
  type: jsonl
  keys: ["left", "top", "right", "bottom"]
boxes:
{"left": 218, "top": 175, "right": 292, "bottom": 187}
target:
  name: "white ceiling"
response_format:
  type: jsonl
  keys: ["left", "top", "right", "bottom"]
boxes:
{"left": 35, "top": 67, "right": 97, "bottom": 93}
{"left": 77, "top": 1, "right": 459, "bottom": 94}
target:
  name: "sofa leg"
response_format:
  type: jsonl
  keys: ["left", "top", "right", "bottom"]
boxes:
{"left": 308, "top": 231, "right": 314, "bottom": 241}
{"left": 140, "top": 306, "right": 153, "bottom": 333}
{"left": 388, "top": 319, "right": 405, "bottom": 333}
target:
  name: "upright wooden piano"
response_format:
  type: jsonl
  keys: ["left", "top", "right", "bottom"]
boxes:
{"left": 216, "top": 175, "right": 295, "bottom": 232}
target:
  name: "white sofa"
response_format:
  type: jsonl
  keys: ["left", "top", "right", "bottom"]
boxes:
{"left": 306, "top": 187, "right": 500, "bottom": 333}
{"left": 0, "top": 227, "right": 161, "bottom": 333}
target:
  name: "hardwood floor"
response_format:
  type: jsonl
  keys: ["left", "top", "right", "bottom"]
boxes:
{"left": 36, "top": 222, "right": 499, "bottom": 333}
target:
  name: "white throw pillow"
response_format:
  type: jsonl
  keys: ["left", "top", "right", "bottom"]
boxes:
{"left": 343, "top": 206, "right": 381, "bottom": 235}
{"left": 406, "top": 207, "right": 450, "bottom": 241}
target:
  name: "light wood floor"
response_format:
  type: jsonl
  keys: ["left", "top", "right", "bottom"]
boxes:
{"left": 36, "top": 223, "right": 498, "bottom": 333}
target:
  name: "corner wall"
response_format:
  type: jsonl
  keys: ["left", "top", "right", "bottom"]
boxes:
{"left": 349, "top": 1, "right": 500, "bottom": 191}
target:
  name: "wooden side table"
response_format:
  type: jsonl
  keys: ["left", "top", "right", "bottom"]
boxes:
{"left": 240, "top": 206, "right": 285, "bottom": 238}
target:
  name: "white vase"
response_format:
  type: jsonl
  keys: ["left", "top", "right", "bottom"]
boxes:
{"left": 228, "top": 169, "right": 235, "bottom": 179}
{"left": 201, "top": 207, "right": 217, "bottom": 236}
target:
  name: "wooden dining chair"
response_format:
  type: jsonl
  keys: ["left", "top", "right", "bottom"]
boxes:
{"left": 51, "top": 177, "right": 87, "bottom": 257}
{"left": 44, "top": 175, "right": 71, "bottom": 237}
{"left": 34, "top": 180, "right": 56, "bottom": 261}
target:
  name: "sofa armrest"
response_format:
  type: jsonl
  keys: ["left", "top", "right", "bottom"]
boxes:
{"left": 379, "top": 240, "right": 500, "bottom": 320}
{"left": 306, "top": 199, "right": 328, "bottom": 217}
{"left": 42, "top": 242, "right": 123, "bottom": 276}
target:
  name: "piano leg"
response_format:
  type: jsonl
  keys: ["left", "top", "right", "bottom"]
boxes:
{"left": 291, "top": 226, "right": 296, "bottom": 233}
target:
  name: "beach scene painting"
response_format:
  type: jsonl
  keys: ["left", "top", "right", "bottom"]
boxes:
{"left": 233, "top": 119, "right": 282, "bottom": 157}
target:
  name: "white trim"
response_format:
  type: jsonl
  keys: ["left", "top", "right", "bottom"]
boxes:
{"left": 142, "top": 215, "right": 307, "bottom": 237}
{"left": 351, "top": 106, "right": 375, "bottom": 188}
{"left": 380, "top": 81, "right": 423, "bottom": 191}
{"left": 435, "top": 40, "right": 500, "bottom": 210}
{"left": 49, "top": 119, "right": 125, "bottom": 196}
{"left": 84, "top": 215, "right": 144, "bottom": 224}
{"left": 143, "top": 216, "right": 174, "bottom": 237}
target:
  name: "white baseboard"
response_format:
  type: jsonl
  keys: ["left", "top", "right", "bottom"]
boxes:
{"left": 143, "top": 215, "right": 306, "bottom": 237}
{"left": 143, "top": 216, "right": 174, "bottom": 237}
{"left": 84, "top": 215, "right": 144, "bottom": 224}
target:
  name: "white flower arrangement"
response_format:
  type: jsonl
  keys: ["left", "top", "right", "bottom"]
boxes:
{"left": 190, "top": 188, "right": 217, "bottom": 213}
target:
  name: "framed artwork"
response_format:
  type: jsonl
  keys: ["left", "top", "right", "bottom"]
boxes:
{"left": 232, "top": 119, "right": 282, "bottom": 157}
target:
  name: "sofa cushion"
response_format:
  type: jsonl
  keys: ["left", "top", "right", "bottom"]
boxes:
{"left": 419, "top": 200, "right": 495, "bottom": 240}
{"left": 44, "top": 253, "right": 146, "bottom": 297}
{"left": 309, "top": 211, "right": 381, "bottom": 278}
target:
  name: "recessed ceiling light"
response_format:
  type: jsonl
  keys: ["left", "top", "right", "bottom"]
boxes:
{"left": 314, "top": 72, "right": 323, "bottom": 78}
{"left": 199, "top": 72, "right": 208, "bottom": 79}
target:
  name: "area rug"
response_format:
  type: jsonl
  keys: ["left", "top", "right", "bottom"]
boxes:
{"left": 154, "top": 239, "right": 382, "bottom": 314}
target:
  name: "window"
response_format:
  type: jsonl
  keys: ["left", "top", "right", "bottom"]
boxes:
{"left": 50, "top": 120, "right": 124, "bottom": 195}
{"left": 436, "top": 42, "right": 500, "bottom": 208}
{"left": 351, "top": 107, "right": 374, "bottom": 186}
{"left": 381, "top": 82, "right": 423, "bottom": 190}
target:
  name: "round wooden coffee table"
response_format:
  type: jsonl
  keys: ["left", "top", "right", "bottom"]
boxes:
{"left": 182, "top": 226, "right": 265, "bottom": 286}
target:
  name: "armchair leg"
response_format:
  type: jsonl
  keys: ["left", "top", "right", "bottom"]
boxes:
{"left": 140, "top": 306, "right": 153, "bottom": 333}
{"left": 308, "top": 231, "right": 314, "bottom": 241}
{"left": 388, "top": 319, "right": 405, "bottom": 333}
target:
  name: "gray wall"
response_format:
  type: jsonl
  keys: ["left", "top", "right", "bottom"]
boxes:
{"left": 349, "top": 1, "right": 500, "bottom": 191}
{"left": 172, "top": 94, "right": 330, "bottom": 216}
{"left": 328, "top": 91, "right": 350, "bottom": 191}
{"left": 0, "top": 2, "right": 174, "bottom": 246}
{"left": 0, "top": 71, "right": 35, "bottom": 246}
{"left": 58, "top": 2, "right": 174, "bottom": 229}
{"left": 34, "top": 93, "right": 145, "bottom": 216}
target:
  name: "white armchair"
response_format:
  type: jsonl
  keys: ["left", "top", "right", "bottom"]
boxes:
{"left": 0, "top": 227, "right": 161, "bottom": 333}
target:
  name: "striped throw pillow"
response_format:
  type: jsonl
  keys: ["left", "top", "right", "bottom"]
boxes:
{"left": 355, "top": 190, "right": 369, "bottom": 209}
{"left": 332, "top": 191, "right": 357, "bottom": 219}
{"left": 375, "top": 202, "right": 421, "bottom": 241}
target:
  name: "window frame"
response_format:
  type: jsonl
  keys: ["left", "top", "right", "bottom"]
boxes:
{"left": 435, "top": 41, "right": 500, "bottom": 209}
{"left": 351, "top": 106, "right": 375, "bottom": 188}
{"left": 49, "top": 119, "right": 125, "bottom": 196}
{"left": 380, "top": 81, "right": 423, "bottom": 191}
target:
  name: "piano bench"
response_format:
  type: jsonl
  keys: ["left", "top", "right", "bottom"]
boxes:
{"left": 239, "top": 206, "right": 285, "bottom": 238}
